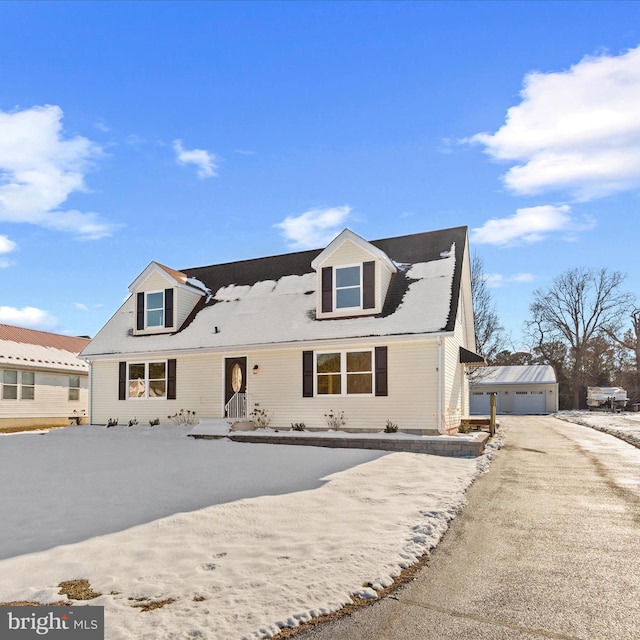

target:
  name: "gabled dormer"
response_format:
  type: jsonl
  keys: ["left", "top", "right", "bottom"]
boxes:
{"left": 129, "top": 262, "right": 207, "bottom": 336}
{"left": 311, "top": 229, "right": 397, "bottom": 319}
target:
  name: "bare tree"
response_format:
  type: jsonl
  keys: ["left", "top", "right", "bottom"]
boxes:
{"left": 603, "top": 308, "right": 640, "bottom": 402}
{"left": 527, "top": 267, "right": 634, "bottom": 409}
{"left": 471, "top": 255, "right": 507, "bottom": 363}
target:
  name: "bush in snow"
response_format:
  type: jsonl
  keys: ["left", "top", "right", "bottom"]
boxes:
{"left": 384, "top": 419, "right": 398, "bottom": 433}
{"left": 324, "top": 410, "right": 347, "bottom": 430}
{"left": 250, "top": 408, "right": 272, "bottom": 428}
{"left": 168, "top": 410, "right": 198, "bottom": 426}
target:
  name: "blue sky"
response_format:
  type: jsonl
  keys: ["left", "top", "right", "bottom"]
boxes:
{"left": 1, "top": 1, "right": 640, "bottom": 348}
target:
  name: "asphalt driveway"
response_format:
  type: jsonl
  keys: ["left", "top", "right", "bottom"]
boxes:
{"left": 296, "top": 415, "right": 640, "bottom": 640}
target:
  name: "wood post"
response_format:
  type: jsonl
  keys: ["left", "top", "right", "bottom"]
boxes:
{"left": 489, "top": 392, "right": 497, "bottom": 436}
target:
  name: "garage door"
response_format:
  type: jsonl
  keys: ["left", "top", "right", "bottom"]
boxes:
{"left": 513, "top": 390, "right": 546, "bottom": 414}
{"left": 470, "top": 391, "right": 500, "bottom": 415}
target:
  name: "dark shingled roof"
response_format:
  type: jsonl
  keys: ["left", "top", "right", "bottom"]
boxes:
{"left": 179, "top": 226, "right": 468, "bottom": 333}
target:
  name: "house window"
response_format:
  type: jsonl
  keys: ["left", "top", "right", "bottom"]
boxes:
{"left": 335, "top": 266, "right": 361, "bottom": 309}
{"left": 128, "top": 362, "right": 167, "bottom": 398}
{"left": 69, "top": 375, "right": 80, "bottom": 401}
{"left": 316, "top": 350, "right": 373, "bottom": 395}
{"left": 21, "top": 371, "right": 35, "bottom": 400}
{"left": 1, "top": 370, "right": 34, "bottom": 400}
{"left": 146, "top": 291, "right": 164, "bottom": 328}
{"left": 2, "top": 370, "right": 18, "bottom": 400}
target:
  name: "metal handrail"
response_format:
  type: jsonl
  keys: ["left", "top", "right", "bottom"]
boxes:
{"left": 225, "top": 392, "right": 250, "bottom": 419}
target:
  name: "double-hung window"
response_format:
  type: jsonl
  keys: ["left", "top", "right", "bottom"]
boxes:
{"left": 21, "top": 371, "right": 35, "bottom": 400}
{"left": 2, "top": 370, "right": 18, "bottom": 400}
{"left": 335, "top": 265, "right": 361, "bottom": 310}
{"left": 128, "top": 362, "right": 167, "bottom": 398}
{"left": 69, "top": 376, "right": 80, "bottom": 401}
{"left": 1, "top": 370, "right": 34, "bottom": 400}
{"left": 146, "top": 291, "right": 164, "bottom": 328}
{"left": 316, "top": 350, "right": 373, "bottom": 395}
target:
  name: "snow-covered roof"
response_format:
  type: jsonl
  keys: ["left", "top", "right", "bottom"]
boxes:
{"left": 82, "top": 226, "right": 469, "bottom": 358}
{"left": 0, "top": 324, "right": 90, "bottom": 372}
{"left": 471, "top": 365, "right": 557, "bottom": 386}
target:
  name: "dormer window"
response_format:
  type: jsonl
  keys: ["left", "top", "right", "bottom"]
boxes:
{"left": 136, "top": 288, "right": 174, "bottom": 332}
{"left": 146, "top": 291, "right": 165, "bottom": 327}
{"left": 311, "top": 229, "right": 398, "bottom": 319}
{"left": 335, "top": 265, "right": 361, "bottom": 309}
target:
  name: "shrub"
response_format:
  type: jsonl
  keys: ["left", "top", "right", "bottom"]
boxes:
{"left": 149, "top": 418, "right": 160, "bottom": 427}
{"left": 384, "top": 419, "right": 398, "bottom": 433}
{"left": 291, "top": 422, "right": 306, "bottom": 431}
{"left": 127, "top": 418, "right": 138, "bottom": 427}
{"left": 167, "top": 409, "right": 198, "bottom": 426}
{"left": 458, "top": 421, "right": 473, "bottom": 434}
{"left": 106, "top": 418, "right": 118, "bottom": 428}
{"left": 249, "top": 407, "right": 272, "bottom": 428}
{"left": 324, "top": 410, "right": 346, "bottom": 430}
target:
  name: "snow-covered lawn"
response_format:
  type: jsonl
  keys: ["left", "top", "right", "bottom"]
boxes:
{"left": 0, "top": 424, "right": 500, "bottom": 639}
{"left": 555, "top": 409, "right": 640, "bottom": 448}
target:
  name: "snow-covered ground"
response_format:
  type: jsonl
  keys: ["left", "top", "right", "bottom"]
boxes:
{"left": 0, "top": 423, "right": 502, "bottom": 640}
{"left": 555, "top": 409, "right": 640, "bottom": 449}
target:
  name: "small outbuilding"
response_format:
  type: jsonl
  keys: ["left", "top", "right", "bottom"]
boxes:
{"left": 469, "top": 365, "right": 558, "bottom": 415}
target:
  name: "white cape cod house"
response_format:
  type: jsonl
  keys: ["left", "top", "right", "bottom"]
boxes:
{"left": 80, "top": 226, "right": 483, "bottom": 434}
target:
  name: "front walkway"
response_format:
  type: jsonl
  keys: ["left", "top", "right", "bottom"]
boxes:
{"left": 297, "top": 415, "right": 640, "bottom": 639}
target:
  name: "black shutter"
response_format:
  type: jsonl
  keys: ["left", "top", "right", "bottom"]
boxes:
{"left": 136, "top": 292, "right": 145, "bottom": 330}
{"left": 375, "top": 346, "right": 388, "bottom": 396}
{"left": 118, "top": 362, "right": 127, "bottom": 400}
{"left": 363, "top": 261, "right": 375, "bottom": 309}
{"left": 321, "top": 267, "right": 333, "bottom": 313}
{"left": 167, "top": 359, "right": 177, "bottom": 399}
{"left": 164, "top": 288, "right": 174, "bottom": 328}
{"left": 302, "top": 351, "right": 314, "bottom": 397}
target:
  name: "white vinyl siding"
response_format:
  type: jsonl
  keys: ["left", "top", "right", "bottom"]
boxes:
{"left": 89, "top": 340, "right": 440, "bottom": 433}
{"left": 176, "top": 287, "right": 203, "bottom": 328}
{"left": 90, "top": 355, "right": 221, "bottom": 426}
{"left": 0, "top": 369, "right": 88, "bottom": 420}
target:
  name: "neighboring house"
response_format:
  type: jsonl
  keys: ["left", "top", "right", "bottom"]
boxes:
{"left": 0, "top": 324, "right": 90, "bottom": 429}
{"left": 469, "top": 365, "right": 558, "bottom": 415}
{"left": 80, "top": 226, "right": 483, "bottom": 434}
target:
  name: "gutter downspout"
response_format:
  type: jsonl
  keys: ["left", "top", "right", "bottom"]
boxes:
{"left": 437, "top": 336, "right": 444, "bottom": 434}
{"left": 87, "top": 360, "right": 93, "bottom": 426}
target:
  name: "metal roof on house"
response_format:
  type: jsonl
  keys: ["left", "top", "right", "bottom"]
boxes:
{"left": 0, "top": 324, "right": 90, "bottom": 372}
{"left": 471, "top": 365, "right": 557, "bottom": 386}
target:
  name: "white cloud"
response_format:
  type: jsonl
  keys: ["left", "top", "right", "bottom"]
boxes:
{"left": 94, "top": 120, "right": 110, "bottom": 132}
{"left": 0, "top": 105, "right": 116, "bottom": 239}
{"left": 0, "top": 306, "right": 58, "bottom": 330}
{"left": 469, "top": 46, "right": 640, "bottom": 200}
{"left": 485, "top": 272, "right": 535, "bottom": 288}
{"left": 274, "top": 206, "right": 353, "bottom": 249}
{"left": 0, "top": 235, "right": 17, "bottom": 254}
{"left": 471, "top": 204, "right": 595, "bottom": 247}
{"left": 173, "top": 139, "right": 218, "bottom": 179}
{"left": 74, "top": 302, "right": 103, "bottom": 312}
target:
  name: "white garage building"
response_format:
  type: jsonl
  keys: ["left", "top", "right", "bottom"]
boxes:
{"left": 469, "top": 365, "right": 558, "bottom": 415}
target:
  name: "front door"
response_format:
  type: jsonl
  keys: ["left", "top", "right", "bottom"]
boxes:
{"left": 225, "top": 357, "right": 247, "bottom": 415}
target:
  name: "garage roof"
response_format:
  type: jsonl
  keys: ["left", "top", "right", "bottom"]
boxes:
{"left": 471, "top": 365, "right": 556, "bottom": 386}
